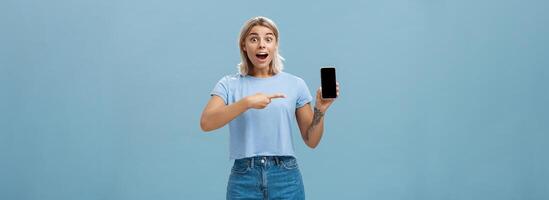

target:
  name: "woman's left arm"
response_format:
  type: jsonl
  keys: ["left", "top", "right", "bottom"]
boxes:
{"left": 296, "top": 83, "right": 339, "bottom": 149}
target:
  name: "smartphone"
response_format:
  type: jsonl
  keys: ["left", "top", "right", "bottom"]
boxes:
{"left": 321, "top": 67, "right": 337, "bottom": 99}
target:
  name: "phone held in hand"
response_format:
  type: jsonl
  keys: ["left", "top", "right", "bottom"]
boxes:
{"left": 320, "top": 67, "right": 337, "bottom": 99}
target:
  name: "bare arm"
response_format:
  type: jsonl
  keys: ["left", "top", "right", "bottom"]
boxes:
{"left": 296, "top": 104, "right": 325, "bottom": 148}
{"left": 200, "top": 95, "right": 249, "bottom": 132}
{"left": 200, "top": 93, "right": 286, "bottom": 132}
{"left": 296, "top": 83, "right": 339, "bottom": 148}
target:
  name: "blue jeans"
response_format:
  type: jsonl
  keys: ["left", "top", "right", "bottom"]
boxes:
{"left": 227, "top": 156, "right": 305, "bottom": 200}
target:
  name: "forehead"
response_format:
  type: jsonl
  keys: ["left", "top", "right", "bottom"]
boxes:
{"left": 247, "top": 25, "right": 274, "bottom": 36}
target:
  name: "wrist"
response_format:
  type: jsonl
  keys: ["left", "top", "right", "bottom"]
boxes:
{"left": 242, "top": 96, "right": 252, "bottom": 109}
{"left": 314, "top": 106, "right": 325, "bottom": 117}
{"left": 314, "top": 105, "right": 326, "bottom": 113}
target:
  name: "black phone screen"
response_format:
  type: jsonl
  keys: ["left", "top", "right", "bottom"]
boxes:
{"left": 321, "top": 67, "right": 337, "bottom": 98}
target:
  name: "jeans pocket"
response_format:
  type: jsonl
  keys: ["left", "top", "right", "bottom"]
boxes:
{"left": 231, "top": 160, "right": 250, "bottom": 174}
{"left": 282, "top": 157, "right": 299, "bottom": 170}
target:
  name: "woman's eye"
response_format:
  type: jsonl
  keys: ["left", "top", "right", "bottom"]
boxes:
{"left": 250, "top": 38, "right": 258, "bottom": 42}
{"left": 266, "top": 37, "right": 272, "bottom": 42}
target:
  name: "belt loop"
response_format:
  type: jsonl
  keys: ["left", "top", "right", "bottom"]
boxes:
{"left": 251, "top": 157, "right": 254, "bottom": 168}
{"left": 275, "top": 156, "right": 280, "bottom": 166}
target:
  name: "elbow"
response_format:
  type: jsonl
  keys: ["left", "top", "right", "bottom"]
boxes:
{"left": 200, "top": 117, "right": 213, "bottom": 132}
{"left": 200, "top": 122, "right": 209, "bottom": 132}
{"left": 306, "top": 140, "right": 319, "bottom": 149}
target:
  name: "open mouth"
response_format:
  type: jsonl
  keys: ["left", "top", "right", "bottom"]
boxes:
{"left": 255, "top": 52, "right": 269, "bottom": 60}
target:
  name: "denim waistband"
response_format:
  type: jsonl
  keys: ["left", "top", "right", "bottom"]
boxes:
{"left": 235, "top": 156, "right": 295, "bottom": 168}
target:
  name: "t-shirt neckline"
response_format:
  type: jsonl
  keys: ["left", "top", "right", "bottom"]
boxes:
{"left": 245, "top": 72, "right": 283, "bottom": 80}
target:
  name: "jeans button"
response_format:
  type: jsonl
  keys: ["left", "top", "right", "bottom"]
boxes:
{"left": 261, "top": 158, "right": 265, "bottom": 164}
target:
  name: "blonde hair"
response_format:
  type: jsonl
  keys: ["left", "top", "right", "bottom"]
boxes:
{"left": 237, "top": 16, "right": 284, "bottom": 75}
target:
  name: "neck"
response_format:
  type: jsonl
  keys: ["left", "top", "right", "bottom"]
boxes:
{"left": 249, "top": 66, "right": 273, "bottom": 78}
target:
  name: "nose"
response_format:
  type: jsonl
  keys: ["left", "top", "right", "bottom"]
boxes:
{"left": 258, "top": 39, "right": 266, "bottom": 48}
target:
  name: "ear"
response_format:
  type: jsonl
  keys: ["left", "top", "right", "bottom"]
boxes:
{"left": 242, "top": 43, "right": 247, "bottom": 52}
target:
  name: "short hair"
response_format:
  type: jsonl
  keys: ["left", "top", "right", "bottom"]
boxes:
{"left": 237, "top": 16, "right": 284, "bottom": 75}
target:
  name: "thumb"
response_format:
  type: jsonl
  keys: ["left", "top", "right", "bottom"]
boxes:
{"left": 268, "top": 93, "right": 287, "bottom": 99}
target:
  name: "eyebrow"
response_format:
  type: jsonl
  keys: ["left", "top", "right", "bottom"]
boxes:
{"left": 248, "top": 32, "right": 274, "bottom": 36}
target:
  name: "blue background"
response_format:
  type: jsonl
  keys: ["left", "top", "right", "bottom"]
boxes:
{"left": 2, "top": 0, "right": 548, "bottom": 199}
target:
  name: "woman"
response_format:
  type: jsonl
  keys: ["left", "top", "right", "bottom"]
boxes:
{"left": 200, "top": 16, "right": 339, "bottom": 199}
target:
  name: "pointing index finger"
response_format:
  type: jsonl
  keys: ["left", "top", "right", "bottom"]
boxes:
{"left": 268, "top": 93, "right": 287, "bottom": 99}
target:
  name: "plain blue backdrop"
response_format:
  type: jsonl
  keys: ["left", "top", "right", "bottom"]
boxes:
{"left": 1, "top": 0, "right": 548, "bottom": 199}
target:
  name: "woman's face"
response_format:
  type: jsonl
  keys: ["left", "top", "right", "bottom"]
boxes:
{"left": 242, "top": 25, "right": 277, "bottom": 71}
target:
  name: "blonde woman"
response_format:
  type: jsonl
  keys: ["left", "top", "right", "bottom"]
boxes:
{"left": 200, "top": 16, "right": 339, "bottom": 199}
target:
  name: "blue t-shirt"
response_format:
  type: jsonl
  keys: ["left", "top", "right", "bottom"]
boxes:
{"left": 210, "top": 71, "right": 313, "bottom": 160}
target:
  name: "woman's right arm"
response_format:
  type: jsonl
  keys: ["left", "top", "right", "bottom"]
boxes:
{"left": 200, "top": 96, "right": 249, "bottom": 132}
{"left": 200, "top": 93, "right": 286, "bottom": 132}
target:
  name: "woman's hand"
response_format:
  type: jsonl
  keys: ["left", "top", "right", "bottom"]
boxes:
{"left": 315, "top": 82, "right": 339, "bottom": 112}
{"left": 245, "top": 93, "right": 286, "bottom": 109}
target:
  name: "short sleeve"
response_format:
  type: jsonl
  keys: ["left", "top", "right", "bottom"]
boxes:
{"left": 296, "top": 78, "right": 313, "bottom": 108}
{"left": 210, "top": 76, "right": 229, "bottom": 105}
